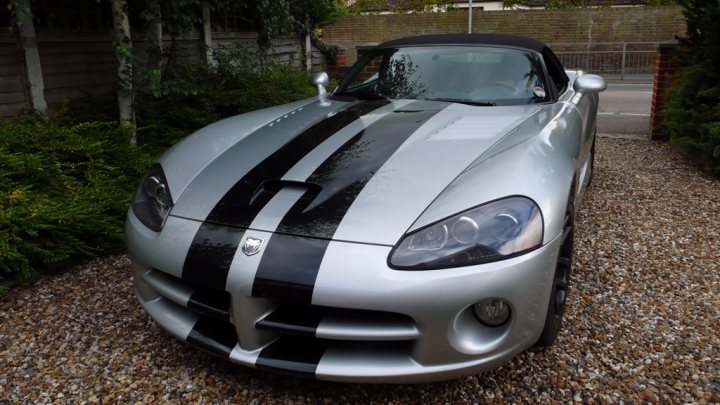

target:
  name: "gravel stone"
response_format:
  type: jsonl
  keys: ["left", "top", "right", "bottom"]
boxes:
{"left": 1, "top": 137, "right": 718, "bottom": 403}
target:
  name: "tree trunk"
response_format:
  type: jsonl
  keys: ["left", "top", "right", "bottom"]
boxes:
{"left": 16, "top": 0, "right": 47, "bottom": 114}
{"left": 305, "top": 32, "right": 312, "bottom": 72}
{"left": 147, "top": 0, "right": 162, "bottom": 90}
{"left": 201, "top": 2, "right": 215, "bottom": 67}
{"left": 111, "top": 0, "right": 136, "bottom": 144}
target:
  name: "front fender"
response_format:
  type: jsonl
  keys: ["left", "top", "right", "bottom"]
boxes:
{"left": 411, "top": 102, "right": 584, "bottom": 245}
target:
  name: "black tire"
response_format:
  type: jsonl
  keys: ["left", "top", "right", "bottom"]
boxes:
{"left": 536, "top": 199, "right": 575, "bottom": 347}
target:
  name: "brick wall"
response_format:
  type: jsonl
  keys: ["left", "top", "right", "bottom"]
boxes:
{"left": 321, "top": 6, "right": 686, "bottom": 65}
{"left": 650, "top": 43, "right": 678, "bottom": 140}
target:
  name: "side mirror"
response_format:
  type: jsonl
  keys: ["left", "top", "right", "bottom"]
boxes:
{"left": 571, "top": 74, "right": 606, "bottom": 104}
{"left": 309, "top": 71, "right": 330, "bottom": 101}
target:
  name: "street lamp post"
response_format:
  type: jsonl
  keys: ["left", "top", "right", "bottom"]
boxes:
{"left": 468, "top": 0, "right": 473, "bottom": 33}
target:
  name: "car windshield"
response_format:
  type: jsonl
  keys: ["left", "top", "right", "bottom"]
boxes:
{"left": 333, "top": 46, "right": 550, "bottom": 106}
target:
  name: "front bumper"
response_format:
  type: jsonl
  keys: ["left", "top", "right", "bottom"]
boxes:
{"left": 128, "top": 213, "right": 560, "bottom": 383}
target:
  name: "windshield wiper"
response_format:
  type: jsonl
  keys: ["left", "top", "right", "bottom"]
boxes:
{"left": 423, "top": 98, "right": 496, "bottom": 106}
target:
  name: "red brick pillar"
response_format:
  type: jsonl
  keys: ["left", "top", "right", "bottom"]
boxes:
{"left": 355, "top": 44, "right": 377, "bottom": 61}
{"left": 326, "top": 47, "right": 347, "bottom": 79}
{"left": 650, "top": 43, "right": 679, "bottom": 140}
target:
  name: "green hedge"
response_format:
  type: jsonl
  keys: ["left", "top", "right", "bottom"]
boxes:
{"left": 0, "top": 115, "right": 154, "bottom": 280}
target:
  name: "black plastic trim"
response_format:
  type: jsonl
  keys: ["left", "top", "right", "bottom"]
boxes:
{"left": 256, "top": 336, "right": 327, "bottom": 377}
{"left": 255, "top": 306, "right": 325, "bottom": 337}
{"left": 187, "top": 288, "right": 231, "bottom": 321}
{"left": 186, "top": 317, "right": 238, "bottom": 358}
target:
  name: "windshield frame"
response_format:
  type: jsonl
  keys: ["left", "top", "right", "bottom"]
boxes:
{"left": 331, "top": 45, "right": 557, "bottom": 106}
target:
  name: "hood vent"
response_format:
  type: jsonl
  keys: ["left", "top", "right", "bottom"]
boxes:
{"left": 250, "top": 180, "right": 321, "bottom": 208}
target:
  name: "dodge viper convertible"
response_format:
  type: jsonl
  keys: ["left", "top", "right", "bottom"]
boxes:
{"left": 127, "top": 34, "right": 606, "bottom": 383}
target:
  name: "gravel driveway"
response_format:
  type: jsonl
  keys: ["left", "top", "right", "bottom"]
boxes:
{"left": 1, "top": 138, "right": 718, "bottom": 403}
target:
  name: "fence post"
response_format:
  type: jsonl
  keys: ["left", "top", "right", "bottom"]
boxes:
{"left": 620, "top": 42, "right": 627, "bottom": 80}
{"left": 16, "top": 0, "right": 47, "bottom": 114}
{"left": 201, "top": 1, "right": 215, "bottom": 68}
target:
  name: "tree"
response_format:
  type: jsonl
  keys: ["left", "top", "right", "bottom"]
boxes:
{"left": 111, "top": 0, "right": 136, "bottom": 144}
{"left": 9, "top": 0, "right": 47, "bottom": 114}
{"left": 144, "top": 0, "right": 163, "bottom": 89}
{"left": 230, "top": 0, "right": 338, "bottom": 48}
{"left": 661, "top": 0, "right": 720, "bottom": 175}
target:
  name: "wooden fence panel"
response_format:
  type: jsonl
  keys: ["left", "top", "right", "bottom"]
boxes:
{"left": 0, "top": 34, "right": 27, "bottom": 118}
{"left": 36, "top": 32, "right": 116, "bottom": 111}
{"left": 1, "top": 30, "right": 325, "bottom": 118}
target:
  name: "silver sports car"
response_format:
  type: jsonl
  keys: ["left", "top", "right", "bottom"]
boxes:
{"left": 127, "top": 34, "right": 605, "bottom": 383}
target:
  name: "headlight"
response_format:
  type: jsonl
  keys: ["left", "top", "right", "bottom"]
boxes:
{"left": 132, "top": 163, "right": 173, "bottom": 232}
{"left": 389, "top": 196, "right": 543, "bottom": 270}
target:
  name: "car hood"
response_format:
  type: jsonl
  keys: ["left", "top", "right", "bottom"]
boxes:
{"left": 169, "top": 98, "right": 540, "bottom": 246}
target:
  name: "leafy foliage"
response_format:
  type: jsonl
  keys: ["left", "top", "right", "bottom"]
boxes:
{"left": 148, "top": 0, "right": 342, "bottom": 48}
{"left": 661, "top": 0, "right": 720, "bottom": 175}
{"left": 0, "top": 113, "right": 154, "bottom": 280}
{"left": 136, "top": 54, "right": 317, "bottom": 149}
{"left": 348, "top": 0, "right": 452, "bottom": 13}
{"left": 247, "top": 0, "right": 340, "bottom": 47}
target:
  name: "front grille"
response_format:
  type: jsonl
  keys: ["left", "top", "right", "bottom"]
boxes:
{"left": 256, "top": 303, "right": 419, "bottom": 341}
{"left": 187, "top": 287, "right": 231, "bottom": 321}
{"left": 253, "top": 303, "right": 419, "bottom": 377}
{"left": 143, "top": 269, "right": 231, "bottom": 321}
{"left": 139, "top": 268, "right": 421, "bottom": 373}
{"left": 140, "top": 269, "right": 237, "bottom": 358}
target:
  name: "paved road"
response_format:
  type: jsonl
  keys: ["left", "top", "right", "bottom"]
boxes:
{"left": 597, "top": 82, "right": 652, "bottom": 138}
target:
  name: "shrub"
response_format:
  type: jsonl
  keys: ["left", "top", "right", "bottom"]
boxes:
{"left": 135, "top": 58, "right": 317, "bottom": 149}
{"left": 661, "top": 0, "right": 720, "bottom": 176}
{"left": 662, "top": 65, "right": 720, "bottom": 176}
{"left": 0, "top": 113, "right": 154, "bottom": 281}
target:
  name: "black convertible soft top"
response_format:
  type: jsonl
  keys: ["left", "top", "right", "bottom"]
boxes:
{"left": 374, "top": 33, "right": 569, "bottom": 95}
{"left": 375, "top": 33, "right": 547, "bottom": 53}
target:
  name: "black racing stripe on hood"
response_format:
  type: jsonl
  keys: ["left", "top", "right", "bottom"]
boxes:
{"left": 207, "top": 99, "right": 391, "bottom": 228}
{"left": 182, "top": 224, "right": 245, "bottom": 290}
{"left": 252, "top": 234, "right": 329, "bottom": 303}
{"left": 181, "top": 99, "right": 390, "bottom": 291}
{"left": 252, "top": 109, "right": 440, "bottom": 303}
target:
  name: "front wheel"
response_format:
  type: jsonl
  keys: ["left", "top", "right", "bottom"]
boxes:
{"left": 536, "top": 199, "right": 574, "bottom": 347}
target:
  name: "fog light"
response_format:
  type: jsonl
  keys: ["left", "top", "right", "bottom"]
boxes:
{"left": 473, "top": 299, "right": 511, "bottom": 327}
